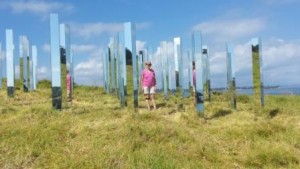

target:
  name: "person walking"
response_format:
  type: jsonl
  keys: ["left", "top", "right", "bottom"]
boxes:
{"left": 141, "top": 61, "right": 157, "bottom": 110}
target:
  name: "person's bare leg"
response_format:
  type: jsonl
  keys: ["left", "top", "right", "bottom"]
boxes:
{"left": 144, "top": 94, "right": 151, "bottom": 110}
{"left": 150, "top": 94, "right": 156, "bottom": 110}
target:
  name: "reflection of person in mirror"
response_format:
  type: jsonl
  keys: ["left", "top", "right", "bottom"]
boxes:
{"left": 193, "top": 61, "right": 196, "bottom": 92}
{"left": 192, "top": 61, "right": 197, "bottom": 105}
{"left": 66, "top": 70, "right": 72, "bottom": 104}
{"left": 141, "top": 61, "right": 157, "bottom": 110}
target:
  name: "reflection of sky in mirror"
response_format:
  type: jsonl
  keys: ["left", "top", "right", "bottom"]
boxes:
{"left": 32, "top": 46, "right": 37, "bottom": 90}
{"left": 50, "top": 14, "right": 61, "bottom": 87}
{"left": 0, "top": 43, "right": 2, "bottom": 88}
{"left": 6, "top": 29, "right": 15, "bottom": 87}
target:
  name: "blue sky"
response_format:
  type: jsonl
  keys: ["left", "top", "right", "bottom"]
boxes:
{"left": 0, "top": 0, "right": 300, "bottom": 87}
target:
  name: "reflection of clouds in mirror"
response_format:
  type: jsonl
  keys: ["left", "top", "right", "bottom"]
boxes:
{"left": 6, "top": 29, "right": 15, "bottom": 87}
{"left": 193, "top": 18, "right": 265, "bottom": 43}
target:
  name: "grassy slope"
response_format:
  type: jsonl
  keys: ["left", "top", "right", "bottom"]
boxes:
{"left": 0, "top": 81, "right": 300, "bottom": 168}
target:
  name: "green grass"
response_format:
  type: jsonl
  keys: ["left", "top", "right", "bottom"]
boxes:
{"left": 0, "top": 80, "right": 300, "bottom": 168}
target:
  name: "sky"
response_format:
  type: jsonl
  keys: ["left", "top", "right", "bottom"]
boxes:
{"left": 0, "top": 0, "right": 300, "bottom": 88}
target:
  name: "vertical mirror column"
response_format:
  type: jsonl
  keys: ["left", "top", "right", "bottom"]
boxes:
{"left": 118, "top": 31, "right": 126, "bottom": 107}
{"left": 6, "top": 29, "right": 15, "bottom": 97}
{"left": 174, "top": 37, "right": 181, "bottom": 89}
{"left": 138, "top": 50, "right": 143, "bottom": 91}
{"left": 0, "top": 43, "right": 2, "bottom": 89}
{"left": 182, "top": 51, "right": 190, "bottom": 97}
{"left": 226, "top": 44, "right": 236, "bottom": 109}
{"left": 32, "top": 46, "right": 37, "bottom": 90}
{"left": 50, "top": 14, "right": 62, "bottom": 109}
{"left": 102, "top": 52, "right": 108, "bottom": 94}
{"left": 168, "top": 43, "right": 176, "bottom": 93}
{"left": 65, "top": 25, "right": 72, "bottom": 96}
{"left": 202, "top": 46, "right": 211, "bottom": 102}
{"left": 109, "top": 38, "right": 116, "bottom": 94}
{"left": 251, "top": 38, "right": 264, "bottom": 111}
{"left": 151, "top": 47, "right": 162, "bottom": 91}
{"left": 20, "top": 36, "right": 29, "bottom": 92}
{"left": 29, "top": 45, "right": 33, "bottom": 91}
{"left": 60, "top": 24, "right": 71, "bottom": 104}
{"left": 124, "top": 22, "right": 138, "bottom": 110}
{"left": 192, "top": 31, "right": 204, "bottom": 114}
{"left": 161, "top": 41, "right": 168, "bottom": 99}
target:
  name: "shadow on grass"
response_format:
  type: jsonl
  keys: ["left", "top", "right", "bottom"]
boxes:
{"left": 206, "top": 109, "right": 232, "bottom": 120}
{"left": 167, "top": 109, "right": 177, "bottom": 115}
{"left": 0, "top": 107, "right": 17, "bottom": 114}
{"left": 268, "top": 108, "right": 280, "bottom": 118}
{"left": 156, "top": 103, "right": 166, "bottom": 109}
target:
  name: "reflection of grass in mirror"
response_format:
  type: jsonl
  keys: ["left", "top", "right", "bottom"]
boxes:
{"left": 19, "top": 58, "right": 24, "bottom": 90}
{"left": 1, "top": 70, "right": 300, "bottom": 168}
{"left": 61, "top": 64, "right": 67, "bottom": 107}
{"left": 252, "top": 49, "right": 263, "bottom": 112}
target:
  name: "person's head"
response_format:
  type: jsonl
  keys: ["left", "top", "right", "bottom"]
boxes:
{"left": 67, "top": 70, "right": 69, "bottom": 74}
{"left": 192, "top": 61, "right": 195, "bottom": 70}
{"left": 145, "top": 61, "right": 152, "bottom": 69}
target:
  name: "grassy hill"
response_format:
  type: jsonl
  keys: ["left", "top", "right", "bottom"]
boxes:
{"left": 0, "top": 79, "right": 300, "bottom": 168}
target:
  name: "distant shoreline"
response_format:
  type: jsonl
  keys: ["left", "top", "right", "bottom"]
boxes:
{"left": 212, "top": 85, "right": 280, "bottom": 91}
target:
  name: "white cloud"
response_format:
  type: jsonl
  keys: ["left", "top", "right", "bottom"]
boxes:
{"left": 71, "top": 22, "right": 151, "bottom": 39}
{"left": 71, "top": 44, "right": 98, "bottom": 53}
{"left": 42, "top": 44, "right": 50, "bottom": 53}
{"left": 0, "top": 51, "right": 5, "bottom": 60}
{"left": 159, "top": 41, "right": 174, "bottom": 56}
{"left": 3, "top": 0, "right": 74, "bottom": 15}
{"left": 262, "top": 38, "right": 300, "bottom": 85}
{"left": 43, "top": 43, "right": 98, "bottom": 54}
{"left": 210, "top": 51, "right": 227, "bottom": 75}
{"left": 208, "top": 38, "right": 300, "bottom": 87}
{"left": 15, "top": 65, "right": 20, "bottom": 79}
{"left": 262, "top": 0, "right": 300, "bottom": 5}
{"left": 234, "top": 43, "right": 252, "bottom": 73}
{"left": 74, "top": 56, "right": 103, "bottom": 86}
{"left": 136, "top": 40, "right": 147, "bottom": 53}
{"left": 73, "top": 47, "right": 104, "bottom": 85}
{"left": 0, "top": 43, "right": 4, "bottom": 60}
{"left": 193, "top": 18, "right": 265, "bottom": 42}
{"left": 37, "top": 66, "right": 50, "bottom": 80}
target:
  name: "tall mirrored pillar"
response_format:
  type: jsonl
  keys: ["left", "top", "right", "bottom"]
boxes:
{"left": 32, "top": 46, "right": 37, "bottom": 90}
{"left": 50, "top": 14, "right": 62, "bottom": 109}
{"left": 108, "top": 38, "right": 116, "bottom": 94}
{"left": 20, "top": 36, "right": 30, "bottom": 92}
{"left": 203, "top": 46, "right": 211, "bottom": 102}
{"left": 182, "top": 51, "right": 190, "bottom": 97}
{"left": 118, "top": 31, "right": 126, "bottom": 107}
{"left": 6, "top": 29, "right": 15, "bottom": 97}
{"left": 161, "top": 41, "right": 168, "bottom": 99}
{"left": 251, "top": 38, "right": 264, "bottom": 111}
{"left": 168, "top": 43, "right": 176, "bottom": 93}
{"left": 174, "top": 37, "right": 181, "bottom": 88}
{"left": 124, "top": 22, "right": 138, "bottom": 110}
{"left": 0, "top": 43, "right": 2, "bottom": 89}
{"left": 192, "top": 31, "right": 204, "bottom": 114}
{"left": 105, "top": 51, "right": 110, "bottom": 94}
{"left": 65, "top": 25, "right": 72, "bottom": 92}
{"left": 226, "top": 44, "right": 236, "bottom": 109}
{"left": 60, "top": 24, "right": 71, "bottom": 104}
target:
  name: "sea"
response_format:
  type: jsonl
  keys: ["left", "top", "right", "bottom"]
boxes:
{"left": 214, "top": 85, "right": 300, "bottom": 95}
